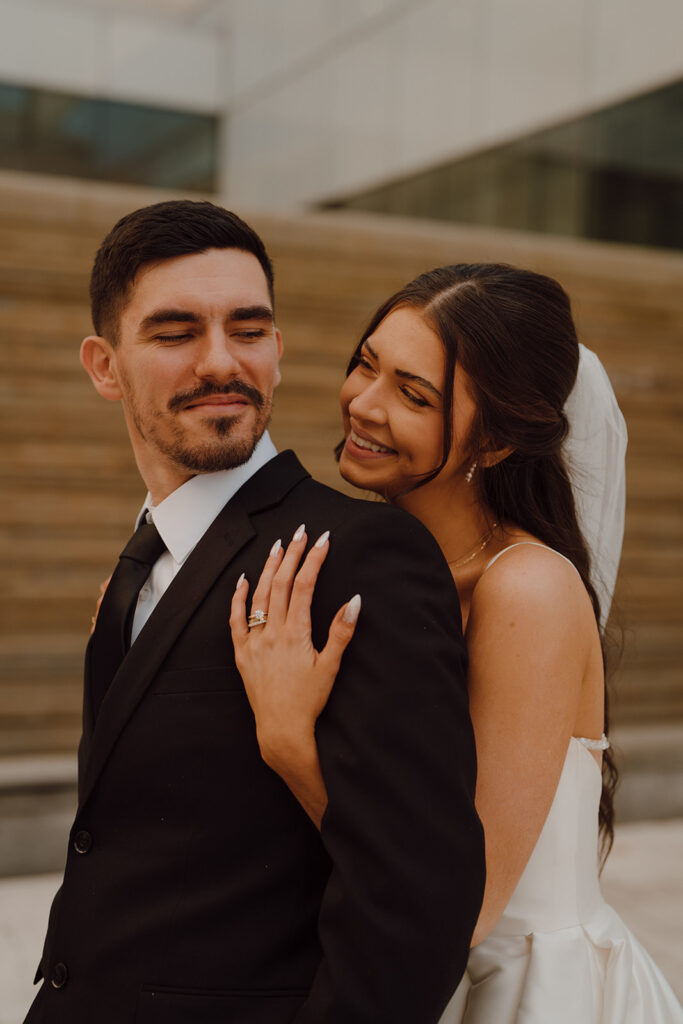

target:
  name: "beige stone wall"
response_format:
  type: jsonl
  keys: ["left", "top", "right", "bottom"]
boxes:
{"left": 1, "top": 171, "right": 681, "bottom": 754}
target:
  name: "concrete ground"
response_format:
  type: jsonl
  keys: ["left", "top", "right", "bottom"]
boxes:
{"left": 1, "top": 819, "right": 682, "bottom": 1024}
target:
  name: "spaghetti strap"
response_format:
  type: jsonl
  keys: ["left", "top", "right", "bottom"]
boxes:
{"left": 483, "top": 541, "right": 580, "bottom": 577}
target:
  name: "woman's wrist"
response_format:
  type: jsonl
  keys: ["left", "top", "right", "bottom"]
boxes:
{"left": 256, "top": 718, "right": 318, "bottom": 774}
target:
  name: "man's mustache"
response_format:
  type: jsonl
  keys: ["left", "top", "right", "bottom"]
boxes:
{"left": 168, "top": 380, "right": 265, "bottom": 413}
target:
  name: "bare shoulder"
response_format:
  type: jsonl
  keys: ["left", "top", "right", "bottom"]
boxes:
{"left": 468, "top": 541, "right": 595, "bottom": 649}
{"left": 465, "top": 542, "right": 600, "bottom": 724}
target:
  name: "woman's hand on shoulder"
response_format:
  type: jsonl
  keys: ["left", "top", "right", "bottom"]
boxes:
{"left": 229, "top": 525, "right": 361, "bottom": 825}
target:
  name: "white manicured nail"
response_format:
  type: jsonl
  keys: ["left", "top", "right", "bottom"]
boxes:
{"left": 314, "top": 530, "right": 330, "bottom": 548}
{"left": 236, "top": 572, "right": 245, "bottom": 589}
{"left": 293, "top": 523, "right": 306, "bottom": 542}
{"left": 270, "top": 538, "right": 282, "bottom": 557}
{"left": 343, "top": 594, "right": 361, "bottom": 624}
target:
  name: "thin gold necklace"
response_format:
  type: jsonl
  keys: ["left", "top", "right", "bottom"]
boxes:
{"left": 447, "top": 522, "right": 499, "bottom": 569}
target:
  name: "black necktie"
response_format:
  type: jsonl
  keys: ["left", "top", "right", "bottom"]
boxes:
{"left": 90, "top": 515, "right": 166, "bottom": 719}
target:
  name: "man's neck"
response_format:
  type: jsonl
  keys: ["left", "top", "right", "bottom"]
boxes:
{"left": 147, "top": 472, "right": 195, "bottom": 508}
{"left": 141, "top": 432, "right": 278, "bottom": 510}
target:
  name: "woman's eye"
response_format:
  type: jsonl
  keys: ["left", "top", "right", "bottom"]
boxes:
{"left": 358, "top": 355, "right": 374, "bottom": 370}
{"left": 401, "top": 387, "right": 430, "bottom": 408}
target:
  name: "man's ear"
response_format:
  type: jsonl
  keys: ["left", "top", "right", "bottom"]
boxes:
{"left": 273, "top": 327, "right": 284, "bottom": 389}
{"left": 80, "top": 335, "right": 123, "bottom": 401}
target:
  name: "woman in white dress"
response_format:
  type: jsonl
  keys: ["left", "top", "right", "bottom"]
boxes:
{"left": 229, "top": 263, "right": 682, "bottom": 1023}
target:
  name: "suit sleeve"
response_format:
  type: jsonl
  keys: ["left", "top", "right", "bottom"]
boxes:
{"left": 294, "top": 504, "right": 485, "bottom": 1024}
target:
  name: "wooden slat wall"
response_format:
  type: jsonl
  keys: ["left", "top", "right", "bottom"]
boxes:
{"left": 1, "top": 171, "right": 681, "bottom": 754}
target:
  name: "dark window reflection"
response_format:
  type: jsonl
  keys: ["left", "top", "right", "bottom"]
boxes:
{"left": 324, "top": 80, "right": 682, "bottom": 251}
{"left": 0, "top": 82, "right": 217, "bottom": 191}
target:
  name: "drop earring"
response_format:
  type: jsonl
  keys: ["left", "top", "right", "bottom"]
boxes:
{"left": 465, "top": 460, "right": 477, "bottom": 484}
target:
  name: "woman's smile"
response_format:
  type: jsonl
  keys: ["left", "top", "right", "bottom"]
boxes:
{"left": 345, "top": 424, "right": 397, "bottom": 458}
{"left": 339, "top": 306, "right": 476, "bottom": 502}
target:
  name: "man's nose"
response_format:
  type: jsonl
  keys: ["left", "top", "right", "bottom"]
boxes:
{"left": 193, "top": 329, "right": 240, "bottom": 381}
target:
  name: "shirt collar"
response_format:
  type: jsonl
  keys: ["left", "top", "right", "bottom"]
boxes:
{"left": 137, "top": 432, "right": 277, "bottom": 566}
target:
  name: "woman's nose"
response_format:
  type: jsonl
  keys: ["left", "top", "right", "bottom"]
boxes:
{"left": 348, "top": 380, "right": 387, "bottom": 424}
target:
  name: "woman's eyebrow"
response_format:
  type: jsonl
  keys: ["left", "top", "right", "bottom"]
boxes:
{"left": 395, "top": 368, "right": 442, "bottom": 398}
{"left": 363, "top": 340, "right": 441, "bottom": 398}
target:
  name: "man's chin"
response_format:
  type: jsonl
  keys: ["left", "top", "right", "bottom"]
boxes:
{"left": 166, "top": 427, "right": 264, "bottom": 474}
{"left": 177, "top": 441, "right": 256, "bottom": 473}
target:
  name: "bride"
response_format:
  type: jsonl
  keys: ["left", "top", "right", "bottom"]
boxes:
{"left": 229, "top": 263, "right": 682, "bottom": 1022}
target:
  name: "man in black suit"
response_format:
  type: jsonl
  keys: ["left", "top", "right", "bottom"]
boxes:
{"left": 26, "top": 200, "right": 484, "bottom": 1023}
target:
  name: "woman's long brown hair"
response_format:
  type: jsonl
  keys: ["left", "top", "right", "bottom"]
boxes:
{"left": 339, "top": 263, "right": 619, "bottom": 859}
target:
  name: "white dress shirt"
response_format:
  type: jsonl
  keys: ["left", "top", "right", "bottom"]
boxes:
{"left": 130, "top": 432, "right": 277, "bottom": 643}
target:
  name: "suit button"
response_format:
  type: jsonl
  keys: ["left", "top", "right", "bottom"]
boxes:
{"left": 51, "top": 962, "right": 69, "bottom": 989}
{"left": 73, "top": 830, "right": 93, "bottom": 854}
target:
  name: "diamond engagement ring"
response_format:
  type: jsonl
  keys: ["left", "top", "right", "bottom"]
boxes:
{"left": 247, "top": 609, "right": 268, "bottom": 628}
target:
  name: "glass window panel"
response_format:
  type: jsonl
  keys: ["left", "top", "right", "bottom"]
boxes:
{"left": 326, "top": 80, "right": 683, "bottom": 251}
{"left": 0, "top": 81, "right": 217, "bottom": 192}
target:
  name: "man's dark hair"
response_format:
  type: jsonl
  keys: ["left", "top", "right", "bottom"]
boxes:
{"left": 89, "top": 199, "right": 274, "bottom": 343}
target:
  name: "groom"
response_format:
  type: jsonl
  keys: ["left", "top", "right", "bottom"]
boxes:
{"left": 26, "top": 200, "right": 484, "bottom": 1024}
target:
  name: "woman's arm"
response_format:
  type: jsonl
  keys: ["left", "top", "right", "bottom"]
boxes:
{"left": 232, "top": 532, "right": 598, "bottom": 949}
{"left": 465, "top": 545, "right": 597, "bottom": 944}
{"left": 230, "top": 526, "right": 356, "bottom": 826}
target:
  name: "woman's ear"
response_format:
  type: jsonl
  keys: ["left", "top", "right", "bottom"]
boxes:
{"left": 480, "top": 444, "right": 515, "bottom": 469}
{"left": 80, "top": 335, "right": 123, "bottom": 402}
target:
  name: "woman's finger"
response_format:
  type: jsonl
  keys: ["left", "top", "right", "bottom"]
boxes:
{"left": 319, "top": 594, "right": 361, "bottom": 675}
{"left": 287, "top": 531, "right": 330, "bottom": 634}
{"left": 90, "top": 575, "right": 112, "bottom": 634}
{"left": 248, "top": 537, "right": 285, "bottom": 624}
{"left": 229, "top": 574, "right": 250, "bottom": 647}
{"left": 268, "top": 523, "right": 307, "bottom": 624}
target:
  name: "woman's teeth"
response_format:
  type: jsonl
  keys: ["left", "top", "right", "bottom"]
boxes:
{"left": 350, "top": 430, "right": 391, "bottom": 453}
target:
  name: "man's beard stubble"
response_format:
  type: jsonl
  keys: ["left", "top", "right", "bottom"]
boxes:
{"left": 127, "top": 378, "right": 272, "bottom": 473}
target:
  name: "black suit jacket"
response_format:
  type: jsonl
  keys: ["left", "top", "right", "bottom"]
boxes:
{"left": 27, "top": 452, "right": 484, "bottom": 1024}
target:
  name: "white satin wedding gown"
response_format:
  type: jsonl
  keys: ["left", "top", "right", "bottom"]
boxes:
{"left": 439, "top": 353, "right": 681, "bottom": 1021}
{"left": 439, "top": 735, "right": 682, "bottom": 1023}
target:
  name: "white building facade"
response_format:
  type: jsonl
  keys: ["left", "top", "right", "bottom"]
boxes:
{"left": 0, "top": 0, "right": 680, "bottom": 224}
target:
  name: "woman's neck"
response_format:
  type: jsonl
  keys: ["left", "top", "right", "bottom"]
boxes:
{"left": 395, "top": 480, "right": 528, "bottom": 631}
{"left": 395, "top": 479, "right": 493, "bottom": 570}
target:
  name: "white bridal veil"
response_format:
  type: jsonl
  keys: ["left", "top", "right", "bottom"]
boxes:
{"left": 564, "top": 344, "right": 628, "bottom": 625}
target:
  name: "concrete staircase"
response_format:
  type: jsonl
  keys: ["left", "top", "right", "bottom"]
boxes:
{"left": 1, "top": 170, "right": 682, "bottom": 759}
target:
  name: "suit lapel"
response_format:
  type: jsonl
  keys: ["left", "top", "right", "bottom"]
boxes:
{"left": 78, "top": 452, "right": 309, "bottom": 810}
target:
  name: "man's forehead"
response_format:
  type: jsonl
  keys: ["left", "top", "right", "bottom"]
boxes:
{"left": 125, "top": 248, "right": 272, "bottom": 319}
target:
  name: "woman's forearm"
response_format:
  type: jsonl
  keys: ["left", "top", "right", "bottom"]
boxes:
{"left": 258, "top": 726, "right": 328, "bottom": 828}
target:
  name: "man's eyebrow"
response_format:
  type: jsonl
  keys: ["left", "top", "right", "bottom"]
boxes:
{"left": 140, "top": 305, "right": 274, "bottom": 331}
{"left": 140, "top": 309, "right": 201, "bottom": 330}
{"left": 362, "top": 340, "right": 442, "bottom": 398}
{"left": 230, "top": 305, "right": 274, "bottom": 323}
